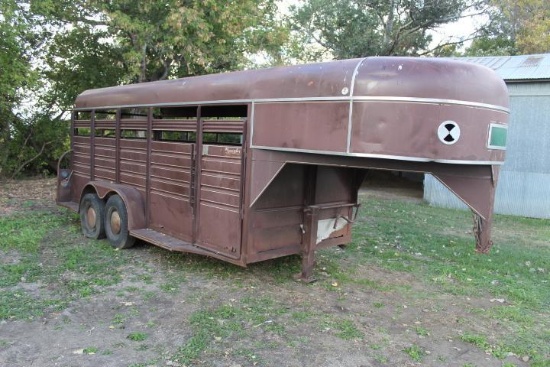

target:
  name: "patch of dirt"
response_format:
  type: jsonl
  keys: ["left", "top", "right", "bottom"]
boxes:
{"left": 0, "top": 179, "right": 533, "bottom": 367}
{"left": 0, "top": 251, "right": 21, "bottom": 265}
{"left": 360, "top": 170, "right": 424, "bottom": 203}
{"left": 0, "top": 177, "right": 57, "bottom": 216}
{"left": 0, "top": 265, "right": 529, "bottom": 367}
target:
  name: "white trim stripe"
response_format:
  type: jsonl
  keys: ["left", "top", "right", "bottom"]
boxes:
{"left": 249, "top": 145, "right": 505, "bottom": 166}
{"left": 250, "top": 101, "right": 255, "bottom": 149}
{"left": 347, "top": 58, "right": 367, "bottom": 153}
{"left": 352, "top": 96, "right": 510, "bottom": 113}
{"left": 75, "top": 96, "right": 510, "bottom": 114}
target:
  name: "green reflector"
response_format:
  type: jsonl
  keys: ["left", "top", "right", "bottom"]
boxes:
{"left": 489, "top": 125, "right": 507, "bottom": 148}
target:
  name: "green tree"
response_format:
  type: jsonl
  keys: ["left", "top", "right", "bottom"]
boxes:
{"left": 40, "top": 0, "right": 288, "bottom": 87}
{"left": 465, "top": 0, "right": 550, "bottom": 56}
{"left": 1, "top": 0, "right": 288, "bottom": 178}
{"left": 289, "top": 0, "right": 479, "bottom": 59}
{"left": 39, "top": 0, "right": 288, "bottom": 115}
{"left": 0, "top": 0, "right": 45, "bottom": 178}
{"left": 500, "top": 0, "right": 549, "bottom": 53}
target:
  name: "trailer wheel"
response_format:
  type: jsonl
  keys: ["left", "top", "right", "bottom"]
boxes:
{"left": 80, "top": 193, "right": 106, "bottom": 239}
{"left": 104, "top": 195, "right": 135, "bottom": 249}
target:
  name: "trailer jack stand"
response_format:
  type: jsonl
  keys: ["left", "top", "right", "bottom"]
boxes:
{"left": 473, "top": 213, "right": 493, "bottom": 254}
{"left": 293, "top": 207, "right": 319, "bottom": 283}
{"left": 294, "top": 261, "right": 317, "bottom": 283}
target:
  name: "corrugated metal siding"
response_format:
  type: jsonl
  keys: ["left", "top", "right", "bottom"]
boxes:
{"left": 495, "top": 172, "right": 550, "bottom": 218}
{"left": 507, "top": 82, "right": 550, "bottom": 96}
{"left": 458, "top": 56, "right": 511, "bottom": 70}
{"left": 424, "top": 175, "right": 467, "bottom": 210}
{"left": 424, "top": 173, "right": 550, "bottom": 218}
{"left": 454, "top": 54, "right": 550, "bottom": 81}
{"left": 502, "top": 93, "right": 550, "bottom": 173}
{"left": 424, "top": 82, "right": 550, "bottom": 219}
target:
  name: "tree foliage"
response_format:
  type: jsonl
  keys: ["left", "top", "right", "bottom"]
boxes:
{"left": 0, "top": 0, "right": 47, "bottom": 178}
{"left": 289, "top": 0, "right": 478, "bottom": 59}
{"left": 496, "top": 0, "right": 550, "bottom": 54}
{"left": 0, "top": 0, "right": 287, "bottom": 178}
{"left": 39, "top": 0, "right": 287, "bottom": 87}
{"left": 465, "top": 0, "right": 550, "bottom": 55}
{"left": 1, "top": 0, "right": 548, "bottom": 178}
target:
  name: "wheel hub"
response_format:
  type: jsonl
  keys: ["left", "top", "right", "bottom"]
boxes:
{"left": 110, "top": 210, "right": 121, "bottom": 235}
{"left": 86, "top": 207, "right": 96, "bottom": 228}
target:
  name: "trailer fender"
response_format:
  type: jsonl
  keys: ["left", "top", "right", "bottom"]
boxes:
{"left": 80, "top": 182, "right": 146, "bottom": 231}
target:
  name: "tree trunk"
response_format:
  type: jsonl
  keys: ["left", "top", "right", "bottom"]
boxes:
{"left": 10, "top": 141, "right": 51, "bottom": 179}
{"left": 384, "top": 0, "right": 396, "bottom": 53}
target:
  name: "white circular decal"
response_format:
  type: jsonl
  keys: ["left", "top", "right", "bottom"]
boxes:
{"left": 437, "top": 121, "right": 461, "bottom": 145}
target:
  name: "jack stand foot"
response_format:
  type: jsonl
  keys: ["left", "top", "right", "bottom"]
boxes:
{"left": 293, "top": 272, "right": 317, "bottom": 283}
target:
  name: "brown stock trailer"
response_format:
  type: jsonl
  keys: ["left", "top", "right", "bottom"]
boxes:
{"left": 57, "top": 57, "right": 509, "bottom": 281}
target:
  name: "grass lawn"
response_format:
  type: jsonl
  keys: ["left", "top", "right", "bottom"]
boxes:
{"left": 0, "top": 182, "right": 548, "bottom": 367}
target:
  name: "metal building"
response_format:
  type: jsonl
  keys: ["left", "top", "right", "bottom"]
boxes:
{"left": 424, "top": 54, "right": 550, "bottom": 219}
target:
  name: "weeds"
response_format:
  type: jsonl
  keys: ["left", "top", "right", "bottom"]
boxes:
{"left": 403, "top": 344, "right": 425, "bottom": 362}
{"left": 460, "top": 332, "right": 510, "bottom": 359}
{"left": 127, "top": 332, "right": 148, "bottom": 342}
{"left": 171, "top": 296, "right": 299, "bottom": 364}
{"left": 460, "top": 333, "right": 490, "bottom": 350}
{"left": 319, "top": 318, "right": 363, "bottom": 340}
{"left": 0, "top": 210, "right": 129, "bottom": 320}
{"left": 415, "top": 326, "right": 429, "bottom": 337}
{"left": 82, "top": 346, "right": 98, "bottom": 354}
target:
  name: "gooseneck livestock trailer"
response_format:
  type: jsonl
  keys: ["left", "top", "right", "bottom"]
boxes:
{"left": 56, "top": 57, "right": 509, "bottom": 281}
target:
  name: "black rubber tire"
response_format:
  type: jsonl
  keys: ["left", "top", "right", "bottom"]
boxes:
{"left": 79, "top": 193, "right": 106, "bottom": 239}
{"left": 104, "top": 195, "right": 135, "bottom": 249}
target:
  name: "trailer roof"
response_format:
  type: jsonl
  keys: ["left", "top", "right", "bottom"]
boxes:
{"left": 75, "top": 57, "right": 509, "bottom": 111}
